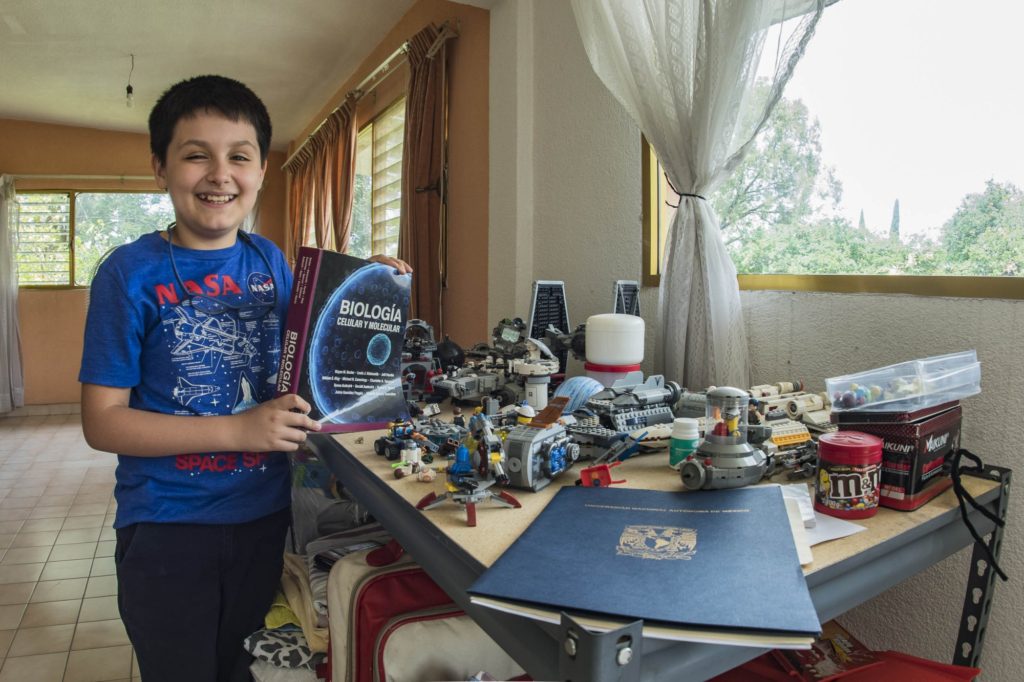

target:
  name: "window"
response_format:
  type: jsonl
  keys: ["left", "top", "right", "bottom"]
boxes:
{"left": 15, "top": 191, "right": 174, "bottom": 287}
{"left": 644, "top": 1, "right": 1024, "bottom": 298}
{"left": 348, "top": 98, "right": 405, "bottom": 259}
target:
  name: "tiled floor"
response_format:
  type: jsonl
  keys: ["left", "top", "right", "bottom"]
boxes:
{"left": 0, "top": 412, "right": 139, "bottom": 682}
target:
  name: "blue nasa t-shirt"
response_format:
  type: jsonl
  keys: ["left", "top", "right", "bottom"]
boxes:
{"left": 79, "top": 230, "right": 294, "bottom": 528}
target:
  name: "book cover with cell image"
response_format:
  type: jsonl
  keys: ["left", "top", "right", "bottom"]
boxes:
{"left": 276, "top": 246, "right": 411, "bottom": 432}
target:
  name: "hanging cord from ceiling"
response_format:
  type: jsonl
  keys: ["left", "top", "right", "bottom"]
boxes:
{"left": 126, "top": 53, "right": 135, "bottom": 108}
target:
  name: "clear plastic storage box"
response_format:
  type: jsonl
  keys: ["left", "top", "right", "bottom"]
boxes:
{"left": 826, "top": 350, "right": 981, "bottom": 412}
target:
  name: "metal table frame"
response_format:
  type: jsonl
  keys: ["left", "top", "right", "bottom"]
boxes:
{"left": 310, "top": 434, "right": 1010, "bottom": 682}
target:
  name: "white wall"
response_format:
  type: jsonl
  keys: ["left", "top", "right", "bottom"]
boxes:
{"left": 489, "top": 1, "right": 1020, "bottom": 680}
{"left": 490, "top": 0, "right": 660, "bottom": 374}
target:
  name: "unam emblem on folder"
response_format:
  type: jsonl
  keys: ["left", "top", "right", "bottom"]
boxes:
{"left": 617, "top": 525, "right": 697, "bottom": 560}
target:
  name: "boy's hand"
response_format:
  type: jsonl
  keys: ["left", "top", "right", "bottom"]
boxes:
{"left": 236, "top": 394, "right": 322, "bottom": 452}
{"left": 368, "top": 254, "right": 413, "bottom": 275}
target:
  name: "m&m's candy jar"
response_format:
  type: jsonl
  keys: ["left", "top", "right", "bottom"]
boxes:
{"left": 814, "top": 431, "right": 883, "bottom": 519}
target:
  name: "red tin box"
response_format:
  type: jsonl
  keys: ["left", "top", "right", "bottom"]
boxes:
{"left": 837, "top": 403, "right": 962, "bottom": 511}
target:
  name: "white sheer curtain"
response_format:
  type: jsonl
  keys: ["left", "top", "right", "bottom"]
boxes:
{"left": 571, "top": 0, "right": 823, "bottom": 389}
{"left": 0, "top": 175, "right": 24, "bottom": 413}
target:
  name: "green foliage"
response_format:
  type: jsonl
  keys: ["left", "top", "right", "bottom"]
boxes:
{"left": 74, "top": 192, "right": 175, "bottom": 285}
{"left": 730, "top": 217, "right": 913, "bottom": 275}
{"left": 712, "top": 83, "right": 1024, "bottom": 277}
{"left": 713, "top": 82, "right": 841, "bottom": 245}
{"left": 939, "top": 180, "right": 1024, "bottom": 276}
{"left": 347, "top": 174, "right": 372, "bottom": 259}
{"left": 14, "top": 193, "right": 71, "bottom": 285}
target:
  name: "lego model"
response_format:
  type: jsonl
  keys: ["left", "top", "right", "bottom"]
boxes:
{"left": 434, "top": 335, "right": 466, "bottom": 371}
{"left": 783, "top": 391, "right": 835, "bottom": 433}
{"left": 539, "top": 323, "right": 587, "bottom": 366}
{"left": 432, "top": 367, "right": 521, "bottom": 406}
{"left": 416, "top": 444, "right": 522, "bottom": 527}
{"left": 749, "top": 380, "right": 804, "bottom": 398}
{"left": 430, "top": 319, "right": 559, "bottom": 407}
{"left": 576, "top": 461, "right": 627, "bottom": 488}
{"left": 429, "top": 319, "right": 524, "bottom": 405}
{"left": 585, "top": 374, "right": 682, "bottom": 432}
{"left": 763, "top": 416, "right": 812, "bottom": 448}
{"left": 489, "top": 317, "right": 529, "bottom": 355}
{"left": 679, "top": 387, "right": 769, "bottom": 491}
{"left": 486, "top": 322, "right": 561, "bottom": 408}
{"left": 503, "top": 397, "right": 581, "bottom": 491}
{"left": 565, "top": 420, "right": 628, "bottom": 461}
{"left": 769, "top": 441, "right": 818, "bottom": 480}
{"left": 391, "top": 440, "right": 433, "bottom": 479}
{"left": 512, "top": 338, "right": 561, "bottom": 410}
{"left": 589, "top": 429, "right": 646, "bottom": 465}
{"left": 677, "top": 388, "right": 711, "bottom": 418}
{"left": 612, "top": 280, "right": 641, "bottom": 316}
{"left": 373, "top": 420, "right": 439, "bottom": 462}
{"left": 400, "top": 318, "right": 446, "bottom": 403}
{"left": 413, "top": 416, "right": 469, "bottom": 450}
{"left": 679, "top": 388, "right": 780, "bottom": 448}
{"left": 749, "top": 385, "right": 835, "bottom": 435}
{"left": 527, "top": 281, "right": 571, "bottom": 373}
{"left": 466, "top": 407, "right": 509, "bottom": 483}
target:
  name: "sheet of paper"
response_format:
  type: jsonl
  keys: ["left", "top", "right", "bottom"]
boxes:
{"left": 805, "top": 512, "right": 867, "bottom": 546}
{"left": 785, "top": 497, "right": 814, "bottom": 565}
{"left": 780, "top": 482, "right": 816, "bottom": 528}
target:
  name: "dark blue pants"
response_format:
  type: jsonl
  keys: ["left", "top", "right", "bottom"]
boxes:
{"left": 115, "top": 507, "right": 291, "bottom": 682}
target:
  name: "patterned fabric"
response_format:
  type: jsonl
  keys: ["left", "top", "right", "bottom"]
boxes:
{"left": 250, "top": 660, "right": 319, "bottom": 682}
{"left": 244, "top": 626, "right": 324, "bottom": 670}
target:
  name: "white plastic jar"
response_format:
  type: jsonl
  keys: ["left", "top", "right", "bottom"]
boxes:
{"left": 585, "top": 314, "right": 644, "bottom": 366}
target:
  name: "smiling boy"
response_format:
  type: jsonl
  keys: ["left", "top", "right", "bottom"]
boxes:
{"left": 79, "top": 75, "right": 407, "bottom": 682}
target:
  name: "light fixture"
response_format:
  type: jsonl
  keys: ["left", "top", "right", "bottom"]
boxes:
{"left": 126, "top": 54, "right": 135, "bottom": 108}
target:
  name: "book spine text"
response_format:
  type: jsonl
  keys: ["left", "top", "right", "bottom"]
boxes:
{"left": 276, "top": 247, "right": 322, "bottom": 396}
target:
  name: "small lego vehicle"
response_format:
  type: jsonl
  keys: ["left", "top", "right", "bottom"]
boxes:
{"left": 374, "top": 420, "right": 440, "bottom": 463}
{"left": 373, "top": 434, "right": 404, "bottom": 461}
{"left": 576, "top": 462, "right": 626, "bottom": 488}
{"left": 374, "top": 420, "right": 419, "bottom": 461}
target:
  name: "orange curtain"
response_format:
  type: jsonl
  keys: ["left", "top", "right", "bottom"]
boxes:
{"left": 284, "top": 99, "right": 357, "bottom": 261}
{"left": 398, "top": 23, "right": 455, "bottom": 335}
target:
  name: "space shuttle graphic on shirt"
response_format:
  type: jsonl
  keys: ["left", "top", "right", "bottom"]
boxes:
{"left": 172, "top": 377, "right": 218, "bottom": 406}
{"left": 168, "top": 308, "right": 257, "bottom": 360}
{"left": 232, "top": 374, "right": 259, "bottom": 414}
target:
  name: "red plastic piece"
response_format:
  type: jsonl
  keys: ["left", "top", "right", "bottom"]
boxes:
{"left": 578, "top": 462, "right": 626, "bottom": 487}
{"left": 497, "top": 490, "right": 523, "bottom": 508}
{"left": 415, "top": 491, "right": 438, "bottom": 509}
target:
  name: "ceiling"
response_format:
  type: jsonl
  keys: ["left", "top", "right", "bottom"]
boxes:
{"left": 0, "top": 0, "right": 421, "bottom": 151}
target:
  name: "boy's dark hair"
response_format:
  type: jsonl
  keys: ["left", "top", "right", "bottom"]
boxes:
{"left": 149, "top": 75, "right": 272, "bottom": 164}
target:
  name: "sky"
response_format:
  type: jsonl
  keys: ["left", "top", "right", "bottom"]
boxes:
{"left": 759, "top": 0, "right": 1024, "bottom": 240}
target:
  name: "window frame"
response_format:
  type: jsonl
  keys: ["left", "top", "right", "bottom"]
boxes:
{"left": 641, "top": 138, "right": 1024, "bottom": 299}
{"left": 14, "top": 190, "right": 74, "bottom": 289}
{"left": 15, "top": 188, "right": 170, "bottom": 290}
{"left": 351, "top": 96, "right": 405, "bottom": 259}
